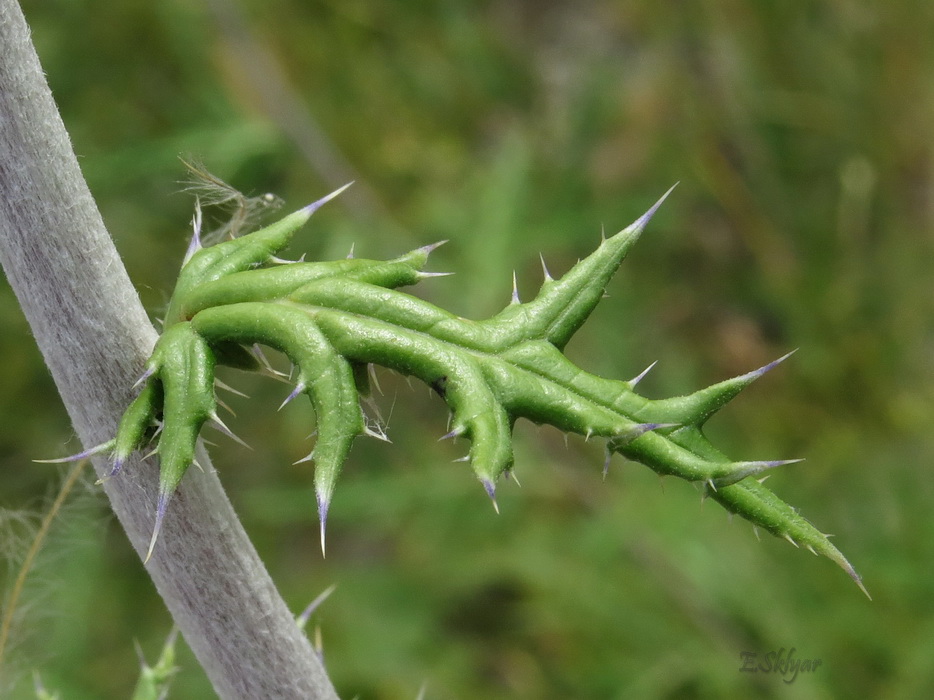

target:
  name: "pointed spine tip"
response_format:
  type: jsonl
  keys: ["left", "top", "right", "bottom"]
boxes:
{"left": 300, "top": 182, "right": 354, "bottom": 217}
{"left": 713, "top": 458, "right": 804, "bottom": 487}
{"left": 742, "top": 349, "right": 799, "bottom": 384}
{"left": 144, "top": 492, "right": 170, "bottom": 564}
{"left": 34, "top": 439, "right": 116, "bottom": 465}
{"left": 629, "top": 360, "right": 658, "bottom": 387}
{"left": 182, "top": 200, "right": 203, "bottom": 265}
{"left": 417, "top": 239, "right": 448, "bottom": 256}
{"left": 294, "top": 449, "right": 315, "bottom": 465}
{"left": 626, "top": 182, "right": 678, "bottom": 235}
{"left": 539, "top": 253, "right": 553, "bottom": 282}
{"left": 316, "top": 491, "right": 330, "bottom": 557}
{"left": 133, "top": 366, "right": 156, "bottom": 388}
{"left": 108, "top": 455, "right": 126, "bottom": 479}
{"left": 510, "top": 271, "right": 520, "bottom": 305}
{"left": 854, "top": 575, "right": 872, "bottom": 601}
{"left": 297, "top": 583, "right": 338, "bottom": 630}
{"left": 210, "top": 412, "right": 252, "bottom": 450}
{"left": 279, "top": 382, "right": 306, "bottom": 411}
{"left": 362, "top": 423, "right": 391, "bottom": 442}
{"left": 438, "top": 427, "right": 463, "bottom": 442}
{"left": 482, "top": 479, "right": 499, "bottom": 514}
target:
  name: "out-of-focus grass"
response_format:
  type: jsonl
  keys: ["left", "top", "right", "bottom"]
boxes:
{"left": 2, "top": 1, "right": 933, "bottom": 697}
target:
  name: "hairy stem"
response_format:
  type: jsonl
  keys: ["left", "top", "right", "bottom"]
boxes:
{"left": 0, "top": 2, "right": 337, "bottom": 697}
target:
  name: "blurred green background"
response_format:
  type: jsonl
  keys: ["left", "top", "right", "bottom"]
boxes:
{"left": 2, "top": 0, "right": 932, "bottom": 698}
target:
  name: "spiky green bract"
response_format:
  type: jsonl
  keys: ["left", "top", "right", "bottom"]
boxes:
{"left": 130, "top": 628, "right": 179, "bottom": 700}
{"left": 112, "top": 184, "right": 864, "bottom": 595}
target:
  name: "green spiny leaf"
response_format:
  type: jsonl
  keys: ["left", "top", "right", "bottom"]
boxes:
{"left": 102, "top": 184, "right": 865, "bottom": 595}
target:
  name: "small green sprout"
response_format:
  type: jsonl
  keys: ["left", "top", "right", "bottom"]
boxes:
{"left": 46, "top": 183, "right": 867, "bottom": 596}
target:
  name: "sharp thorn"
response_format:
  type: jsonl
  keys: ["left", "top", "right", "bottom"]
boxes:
{"left": 753, "top": 526, "right": 761, "bottom": 541}
{"left": 511, "top": 271, "right": 520, "bottom": 305}
{"left": 363, "top": 424, "right": 391, "bottom": 442}
{"left": 602, "top": 447, "right": 612, "bottom": 480}
{"left": 417, "top": 271, "right": 455, "bottom": 279}
{"left": 144, "top": 492, "right": 169, "bottom": 564}
{"left": 209, "top": 413, "right": 252, "bottom": 450}
{"left": 346, "top": 242, "right": 355, "bottom": 259}
{"left": 452, "top": 455, "right": 470, "bottom": 463}
{"left": 133, "top": 367, "right": 156, "bottom": 388}
{"left": 109, "top": 455, "right": 126, "bottom": 478}
{"left": 539, "top": 253, "right": 553, "bottom": 282}
{"left": 314, "top": 626, "right": 324, "bottom": 659}
{"left": 296, "top": 584, "right": 338, "bottom": 630}
{"left": 294, "top": 450, "right": 315, "bottom": 465}
{"left": 482, "top": 479, "right": 499, "bottom": 514}
{"left": 439, "top": 428, "right": 462, "bottom": 441}
{"left": 270, "top": 254, "right": 306, "bottom": 264}
{"left": 34, "top": 439, "right": 115, "bottom": 464}
{"left": 279, "top": 383, "right": 306, "bottom": 411}
{"left": 416, "top": 240, "right": 448, "bottom": 256}
{"left": 253, "top": 344, "right": 289, "bottom": 378}
{"left": 629, "top": 360, "right": 658, "bottom": 387}
{"left": 626, "top": 182, "right": 678, "bottom": 235}
{"left": 182, "top": 199, "right": 203, "bottom": 266}
{"left": 215, "top": 379, "right": 249, "bottom": 398}
{"left": 714, "top": 458, "right": 805, "bottom": 487}
{"left": 300, "top": 182, "right": 354, "bottom": 217}
{"left": 215, "top": 395, "right": 236, "bottom": 418}
{"left": 783, "top": 533, "right": 800, "bottom": 548}
{"left": 316, "top": 491, "right": 330, "bottom": 557}
{"left": 740, "top": 349, "right": 798, "bottom": 384}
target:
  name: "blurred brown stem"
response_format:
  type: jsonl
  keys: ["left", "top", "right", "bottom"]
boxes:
{"left": 0, "top": 2, "right": 337, "bottom": 698}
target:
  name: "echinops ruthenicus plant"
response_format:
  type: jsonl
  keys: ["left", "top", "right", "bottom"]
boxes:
{"left": 52, "top": 181, "right": 867, "bottom": 596}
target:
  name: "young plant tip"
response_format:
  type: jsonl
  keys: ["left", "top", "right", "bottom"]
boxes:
{"left": 112, "top": 181, "right": 861, "bottom": 604}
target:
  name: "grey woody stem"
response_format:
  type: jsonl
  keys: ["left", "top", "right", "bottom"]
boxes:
{"left": 0, "top": 2, "right": 338, "bottom": 698}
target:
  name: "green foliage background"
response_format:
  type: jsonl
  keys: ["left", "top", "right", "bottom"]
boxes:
{"left": 2, "top": 1, "right": 931, "bottom": 697}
